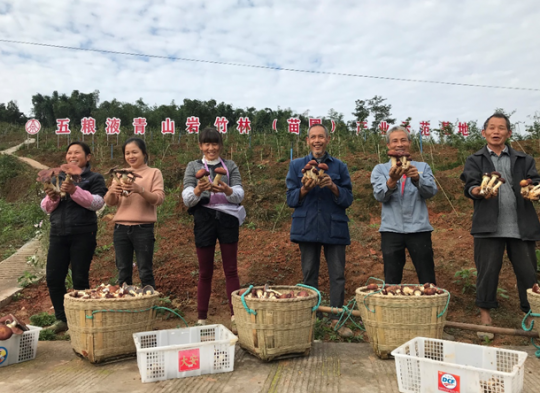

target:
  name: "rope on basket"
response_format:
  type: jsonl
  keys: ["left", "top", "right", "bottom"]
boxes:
{"left": 362, "top": 276, "right": 451, "bottom": 318}
{"left": 240, "top": 285, "right": 257, "bottom": 315}
{"left": 296, "top": 283, "right": 321, "bottom": 311}
{"left": 84, "top": 306, "right": 189, "bottom": 327}
{"left": 522, "top": 310, "right": 540, "bottom": 358}
{"left": 330, "top": 298, "right": 365, "bottom": 332}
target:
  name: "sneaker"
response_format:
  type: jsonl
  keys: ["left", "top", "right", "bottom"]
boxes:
{"left": 330, "top": 320, "right": 353, "bottom": 338}
{"left": 195, "top": 319, "right": 207, "bottom": 326}
{"left": 45, "top": 320, "right": 68, "bottom": 334}
{"left": 230, "top": 317, "right": 238, "bottom": 335}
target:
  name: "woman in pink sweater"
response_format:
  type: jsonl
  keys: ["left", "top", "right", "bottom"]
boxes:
{"left": 104, "top": 138, "right": 165, "bottom": 289}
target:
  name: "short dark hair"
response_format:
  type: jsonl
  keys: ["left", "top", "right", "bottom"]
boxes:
{"left": 483, "top": 113, "right": 511, "bottom": 132}
{"left": 122, "top": 137, "right": 149, "bottom": 164}
{"left": 66, "top": 141, "right": 91, "bottom": 156}
{"left": 199, "top": 127, "right": 223, "bottom": 147}
{"left": 307, "top": 123, "right": 329, "bottom": 138}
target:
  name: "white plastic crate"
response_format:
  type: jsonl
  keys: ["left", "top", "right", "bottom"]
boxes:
{"left": 0, "top": 325, "right": 42, "bottom": 367}
{"left": 391, "top": 337, "right": 527, "bottom": 393}
{"left": 133, "top": 324, "right": 238, "bottom": 383}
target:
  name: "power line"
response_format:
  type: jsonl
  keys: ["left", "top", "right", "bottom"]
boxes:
{"left": 1, "top": 38, "right": 539, "bottom": 92}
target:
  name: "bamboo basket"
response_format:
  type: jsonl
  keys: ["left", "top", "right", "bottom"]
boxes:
{"left": 526, "top": 289, "right": 540, "bottom": 334}
{"left": 64, "top": 292, "right": 159, "bottom": 363}
{"left": 355, "top": 285, "right": 449, "bottom": 359}
{"left": 231, "top": 285, "right": 318, "bottom": 362}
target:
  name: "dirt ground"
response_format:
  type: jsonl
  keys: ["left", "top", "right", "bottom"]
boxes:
{"left": 3, "top": 139, "right": 540, "bottom": 347}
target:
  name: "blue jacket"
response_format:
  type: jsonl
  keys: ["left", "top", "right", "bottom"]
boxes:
{"left": 286, "top": 153, "right": 353, "bottom": 245}
{"left": 371, "top": 160, "right": 437, "bottom": 233}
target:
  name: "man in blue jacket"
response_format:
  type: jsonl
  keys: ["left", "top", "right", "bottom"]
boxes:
{"left": 286, "top": 123, "right": 354, "bottom": 337}
{"left": 371, "top": 125, "right": 438, "bottom": 285}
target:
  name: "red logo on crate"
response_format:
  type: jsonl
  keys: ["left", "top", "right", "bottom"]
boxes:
{"left": 178, "top": 348, "right": 200, "bottom": 372}
{"left": 438, "top": 371, "right": 460, "bottom": 392}
{"left": 0, "top": 347, "right": 7, "bottom": 365}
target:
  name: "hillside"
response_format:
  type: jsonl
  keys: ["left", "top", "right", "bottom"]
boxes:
{"left": 2, "top": 132, "right": 540, "bottom": 346}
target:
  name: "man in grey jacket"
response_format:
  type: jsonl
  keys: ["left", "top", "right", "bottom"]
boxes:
{"left": 371, "top": 125, "right": 438, "bottom": 285}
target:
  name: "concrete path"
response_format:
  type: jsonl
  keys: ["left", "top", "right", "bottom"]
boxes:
{"left": 0, "top": 341, "right": 539, "bottom": 393}
{"left": 0, "top": 138, "right": 46, "bottom": 308}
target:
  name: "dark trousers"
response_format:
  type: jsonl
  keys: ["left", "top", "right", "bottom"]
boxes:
{"left": 299, "top": 242, "right": 346, "bottom": 320}
{"left": 114, "top": 224, "right": 156, "bottom": 288}
{"left": 474, "top": 237, "right": 537, "bottom": 313}
{"left": 381, "top": 231, "right": 436, "bottom": 285}
{"left": 196, "top": 242, "right": 240, "bottom": 320}
{"left": 46, "top": 232, "right": 97, "bottom": 322}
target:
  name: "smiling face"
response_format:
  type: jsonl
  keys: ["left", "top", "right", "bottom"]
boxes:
{"left": 386, "top": 130, "right": 410, "bottom": 154}
{"left": 124, "top": 142, "right": 146, "bottom": 169}
{"left": 482, "top": 117, "right": 511, "bottom": 151}
{"left": 65, "top": 144, "right": 90, "bottom": 169}
{"left": 199, "top": 142, "right": 221, "bottom": 161}
{"left": 306, "top": 125, "right": 330, "bottom": 158}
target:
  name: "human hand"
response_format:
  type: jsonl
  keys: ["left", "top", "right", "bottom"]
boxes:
{"left": 212, "top": 180, "right": 233, "bottom": 196}
{"left": 318, "top": 173, "right": 334, "bottom": 189}
{"left": 302, "top": 177, "right": 317, "bottom": 193}
{"left": 109, "top": 180, "right": 123, "bottom": 196}
{"left": 194, "top": 178, "right": 212, "bottom": 196}
{"left": 45, "top": 187, "right": 60, "bottom": 201}
{"left": 60, "top": 181, "right": 77, "bottom": 195}
{"left": 389, "top": 165, "right": 405, "bottom": 181}
{"left": 406, "top": 165, "right": 419, "bottom": 182}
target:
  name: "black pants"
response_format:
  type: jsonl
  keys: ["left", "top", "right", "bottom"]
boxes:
{"left": 299, "top": 242, "right": 346, "bottom": 320}
{"left": 114, "top": 224, "right": 156, "bottom": 288}
{"left": 474, "top": 237, "right": 537, "bottom": 313}
{"left": 381, "top": 231, "right": 436, "bottom": 285}
{"left": 46, "top": 232, "right": 97, "bottom": 322}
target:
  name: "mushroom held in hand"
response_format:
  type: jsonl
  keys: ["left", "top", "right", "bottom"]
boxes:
{"left": 490, "top": 177, "right": 506, "bottom": 195}
{"left": 387, "top": 150, "right": 401, "bottom": 168}
{"left": 107, "top": 168, "right": 143, "bottom": 196}
{"left": 479, "top": 173, "right": 491, "bottom": 195}
{"left": 486, "top": 171, "right": 501, "bottom": 190}
{"left": 317, "top": 163, "right": 328, "bottom": 176}
{"left": 195, "top": 168, "right": 210, "bottom": 183}
{"left": 532, "top": 283, "right": 540, "bottom": 294}
{"left": 37, "top": 168, "right": 62, "bottom": 198}
{"left": 59, "top": 163, "right": 83, "bottom": 198}
{"left": 400, "top": 153, "right": 411, "bottom": 170}
{"left": 520, "top": 179, "right": 533, "bottom": 198}
{"left": 213, "top": 167, "right": 227, "bottom": 186}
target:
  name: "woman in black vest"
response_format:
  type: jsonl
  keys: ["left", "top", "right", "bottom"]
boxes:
{"left": 40, "top": 141, "right": 107, "bottom": 333}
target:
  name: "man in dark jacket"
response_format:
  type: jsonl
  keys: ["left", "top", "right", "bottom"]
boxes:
{"left": 460, "top": 113, "right": 540, "bottom": 332}
{"left": 286, "top": 123, "right": 353, "bottom": 337}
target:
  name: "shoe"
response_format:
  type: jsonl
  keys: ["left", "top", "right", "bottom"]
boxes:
{"left": 45, "top": 320, "right": 68, "bottom": 334}
{"left": 195, "top": 319, "right": 207, "bottom": 326}
{"left": 230, "top": 317, "right": 238, "bottom": 335}
{"left": 477, "top": 324, "right": 494, "bottom": 341}
{"left": 330, "top": 320, "right": 353, "bottom": 338}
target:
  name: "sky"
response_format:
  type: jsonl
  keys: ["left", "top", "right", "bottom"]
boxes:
{"left": 0, "top": 0, "right": 539, "bottom": 133}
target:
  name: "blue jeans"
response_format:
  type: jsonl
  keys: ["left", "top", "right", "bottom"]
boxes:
{"left": 298, "top": 242, "right": 346, "bottom": 320}
{"left": 113, "top": 224, "right": 156, "bottom": 288}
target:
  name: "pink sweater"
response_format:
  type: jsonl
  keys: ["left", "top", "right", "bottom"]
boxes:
{"left": 104, "top": 165, "right": 165, "bottom": 225}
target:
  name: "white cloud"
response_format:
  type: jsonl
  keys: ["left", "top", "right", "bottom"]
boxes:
{"left": 0, "top": 0, "right": 539, "bottom": 131}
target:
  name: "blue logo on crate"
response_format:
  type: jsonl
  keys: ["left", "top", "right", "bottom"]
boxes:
{"left": 0, "top": 347, "right": 7, "bottom": 365}
{"left": 438, "top": 371, "right": 460, "bottom": 392}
